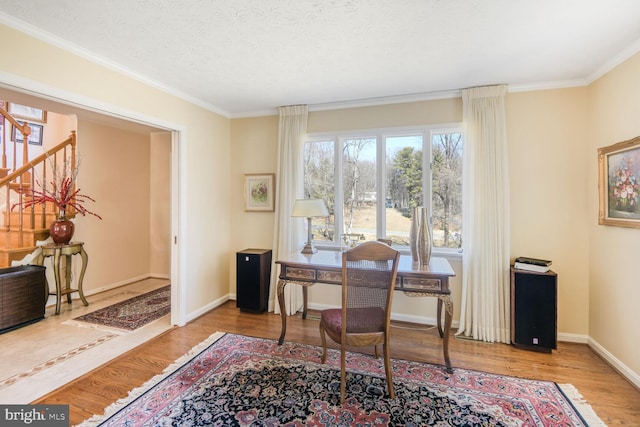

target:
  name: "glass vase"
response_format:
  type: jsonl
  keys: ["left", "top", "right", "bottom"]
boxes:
{"left": 409, "top": 207, "right": 432, "bottom": 266}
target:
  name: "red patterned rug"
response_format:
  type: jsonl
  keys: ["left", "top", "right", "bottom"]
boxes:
{"left": 79, "top": 333, "right": 604, "bottom": 426}
{"left": 71, "top": 285, "right": 170, "bottom": 331}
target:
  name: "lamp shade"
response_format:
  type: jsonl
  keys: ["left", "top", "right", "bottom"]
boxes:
{"left": 291, "top": 199, "right": 329, "bottom": 218}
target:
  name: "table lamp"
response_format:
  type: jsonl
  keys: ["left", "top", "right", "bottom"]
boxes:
{"left": 292, "top": 198, "right": 329, "bottom": 254}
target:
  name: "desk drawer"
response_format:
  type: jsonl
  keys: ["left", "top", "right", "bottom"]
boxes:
{"left": 285, "top": 267, "right": 315, "bottom": 281}
{"left": 317, "top": 270, "right": 341, "bottom": 284}
{"left": 402, "top": 277, "right": 442, "bottom": 291}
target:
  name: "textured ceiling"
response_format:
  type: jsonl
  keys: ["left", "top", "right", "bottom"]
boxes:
{"left": 1, "top": 0, "right": 640, "bottom": 118}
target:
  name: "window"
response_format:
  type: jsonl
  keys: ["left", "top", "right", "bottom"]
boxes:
{"left": 304, "top": 126, "right": 463, "bottom": 252}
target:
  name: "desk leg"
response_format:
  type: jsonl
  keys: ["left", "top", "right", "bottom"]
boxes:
{"left": 65, "top": 254, "right": 73, "bottom": 305}
{"left": 302, "top": 286, "right": 308, "bottom": 319}
{"left": 53, "top": 249, "right": 62, "bottom": 315}
{"left": 77, "top": 246, "right": 89, "bottom": 306}
{"left": 277, "top": 279, "right": 288, "bottom": 345}
{"left": 436, "top": 299, "right": 444, "bottom": 338}
{"left": 440, "top": 295, "right": 454, "bottom": 373}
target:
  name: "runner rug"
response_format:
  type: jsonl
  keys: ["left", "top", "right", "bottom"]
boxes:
{"left": 69, "top": 285, "right": 170, "bottom": 332}
{"left": 78, "top": 333, "right": 604, "bottom": 426}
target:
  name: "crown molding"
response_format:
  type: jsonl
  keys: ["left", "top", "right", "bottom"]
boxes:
{"left": 586, "top": 35, "right": 640, "bottom": 84}
{"left": 0, "top": 12, "right": 232, "bottom": 119}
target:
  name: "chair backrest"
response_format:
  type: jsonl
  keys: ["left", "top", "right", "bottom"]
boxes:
{"left": 377, "top": 238, "right": 393, "bottom": 246}
{"left": 341, "top": 241, "right": 400, "bottom": 335}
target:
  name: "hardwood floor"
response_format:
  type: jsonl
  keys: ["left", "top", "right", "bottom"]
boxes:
{"left": 35, "top": 301, "right": 640, "bottom": 426}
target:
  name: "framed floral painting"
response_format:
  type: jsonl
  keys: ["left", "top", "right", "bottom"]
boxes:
{"left": 598, "top": 136, "right": 640, "bottom": 228}
{"left": 244, "top": 173, "right": 275, "bottom": 212}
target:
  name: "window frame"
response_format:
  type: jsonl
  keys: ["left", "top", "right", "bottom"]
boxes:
{"left": 305, "top": 123, "right": 463, "bottom": 257}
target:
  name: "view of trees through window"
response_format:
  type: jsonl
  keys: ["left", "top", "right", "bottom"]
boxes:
{"left": 304, "top": 128, "right": 462, "bottom": 250}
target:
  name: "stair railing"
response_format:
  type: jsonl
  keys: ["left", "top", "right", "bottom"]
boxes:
{"left": 0, "top": 132, "right": 76, "bottom": 232}
{"left": 0, "top": 104, "right": 31, "bottom": 170}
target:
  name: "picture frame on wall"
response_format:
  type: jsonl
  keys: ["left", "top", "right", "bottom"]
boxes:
{"left": 12, "top": 121, "right": 44, "bottom": 146}
{"left": 244, "top": 173, "right": 275, "bottom": 212}
{"left": 8, "top": 103, "right": 47, "bottom": 123}
{"left": 598, "top": 135, "right": 640, "bottom": 228}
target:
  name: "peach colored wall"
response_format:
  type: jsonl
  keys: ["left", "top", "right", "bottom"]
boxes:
{"left": 75, "top": 120, "right": 152, "bottom": 290}
{"left": 308, "top": 98, "right": 462, "bottom": 132}
{"left": 588, "top": 52, "right": 640, "bottom": 378}
{"left": 506, "top": 88, "right": 590, "bottom": 336}
{"left": 149, "top": 132, "right": 171, "bottom": 276}
{"left": 229, "top": 115, "right": 279, "bottom": 293}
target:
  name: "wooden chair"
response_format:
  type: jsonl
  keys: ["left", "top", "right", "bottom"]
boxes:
{"left": 319, "top": 240, "right": 400, "bottom": 403}
{"left": 377, "top": 238, "right": 392, "bottom": 246}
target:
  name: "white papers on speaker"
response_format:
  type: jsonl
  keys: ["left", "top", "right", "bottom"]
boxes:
{"left": 514, "top": 262, "right": 550, "bottom": 273}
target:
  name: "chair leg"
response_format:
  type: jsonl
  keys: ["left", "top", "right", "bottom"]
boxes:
{"left": 319, "top": 321, "right": 328, "bottom": 363}
{"left": 383, "top": 341, "right": 394, "bottom": 399}
{"left": 340, "top": 346, "right": 346, "bottom": 404}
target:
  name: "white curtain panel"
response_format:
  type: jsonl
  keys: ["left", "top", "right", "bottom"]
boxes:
{"left": 268, "top": 105, "right": 308, "bottom": 315}
{"left": 456, "top": 85, "right": 511, "bottom": 343}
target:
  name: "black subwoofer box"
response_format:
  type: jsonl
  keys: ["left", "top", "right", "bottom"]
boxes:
{"left": 510, "top": 267, "right": 557, "bottom": 353}
{"left": 236, "top": 249, "right": 272, "bottom": 313}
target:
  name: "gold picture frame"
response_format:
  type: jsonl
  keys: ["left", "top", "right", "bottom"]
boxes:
{"left": 598, "top": 136, "right": 640, "bottom": 228}
{"left": 12, "top": 121, "right": 43, "bottom": 146}
{"left": 244, "top": 173, "right": 275, "bottom": 212}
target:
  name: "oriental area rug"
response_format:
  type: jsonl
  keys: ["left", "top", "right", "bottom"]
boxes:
{"left": 78, "top": 333, "right": 604, "bottom": 427}
{"left": 68, "top": 285, "right": 170, "bottom": 332}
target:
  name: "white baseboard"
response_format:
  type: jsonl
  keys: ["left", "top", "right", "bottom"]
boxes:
{"left": 557, "top": 332, "right": 589, "bottom": 344}
{"left": 186, "top": 294, "right": 230, "bottom": 323}
{"left": 45, "top": 273, "right": 154, "bottom": 307}
{"left": 588, "top": 336, "right": 640, "bottom": 390}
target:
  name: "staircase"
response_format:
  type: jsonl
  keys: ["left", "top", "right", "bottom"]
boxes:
{"left": 0, "top": 105, "right": 77, "bottom": 268}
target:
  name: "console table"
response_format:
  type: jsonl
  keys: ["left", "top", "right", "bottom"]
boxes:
{"left": 34, "top": 242, "right": 89, "bottom": 315}
{"left": 275, "top": 250, "right": 456, "bottom": 372}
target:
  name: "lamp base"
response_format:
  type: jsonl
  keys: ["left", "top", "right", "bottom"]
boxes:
{"left": 300, "top": 216, "right": 318, "bottom": 254}
{"left": 300, "top": 243, "right": 317, "bottom": 254}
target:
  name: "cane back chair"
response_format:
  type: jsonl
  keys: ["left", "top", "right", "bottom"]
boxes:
{"left": 319, "top": 240, "right": 401, "bottom": 403}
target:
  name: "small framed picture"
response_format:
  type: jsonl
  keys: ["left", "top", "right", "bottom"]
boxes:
{"left": 13, "top": 121, "right": 44, "bottom": 146}
{"left": 8, "top": 103, "right": 47, "bottom": 123}
{"left": 244, "top": 173, "right": 275, "bottom": 212}
{"left": 598, "top": 135, "right": 640, "bottom": 228}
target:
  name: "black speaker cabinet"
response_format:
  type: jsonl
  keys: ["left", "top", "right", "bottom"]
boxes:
{"left": 511, "top": 267, "right": 557, "bottom": 353}
{"left": 236, "top": 249, "right": 272, "bottom": 313}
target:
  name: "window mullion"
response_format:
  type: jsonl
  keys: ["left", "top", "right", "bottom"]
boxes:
{"left": 424, "top": 131, "right": 432, "bottom": 225}
{"left": 377, "top": 133, "right": 385, "bottom": 239}
{"left": 334, "top": 137, "right": 344, "bottom": 243}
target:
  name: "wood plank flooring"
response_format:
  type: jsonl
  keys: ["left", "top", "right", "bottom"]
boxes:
{"left": 35, "top": 301, "right": 640, "bottom": 426}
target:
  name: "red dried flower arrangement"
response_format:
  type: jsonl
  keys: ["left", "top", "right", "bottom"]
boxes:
{"left": 12, "top": 158, "right": 102, "bottom": 220}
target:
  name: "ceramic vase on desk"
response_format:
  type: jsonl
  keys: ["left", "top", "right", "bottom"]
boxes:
{"left": 49, "top": 211, "right": 74, "bottom": 244}
{"left": 410, "top": 207, "right": 432, "bottom": 266}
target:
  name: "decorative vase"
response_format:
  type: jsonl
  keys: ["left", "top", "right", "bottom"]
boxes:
{"left": 49, "top": 214, "right": 74, "bottom": 245}
{"left": 409, "top": 207, "right": 432, "bottom": 266}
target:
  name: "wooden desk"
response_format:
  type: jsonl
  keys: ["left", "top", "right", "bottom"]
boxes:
{"left": 34, "top": 242, "right": 89, "bottom": 315}
{"left": 275, "top": 250, "right": 456, "bottom": 372}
